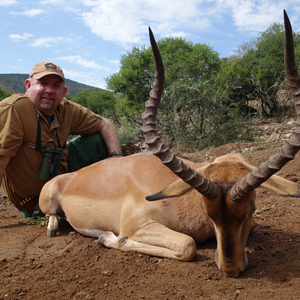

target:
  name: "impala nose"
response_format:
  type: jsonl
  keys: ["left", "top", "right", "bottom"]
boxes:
{"left": 221, "top": 267, "right": 241, "bottom": 278}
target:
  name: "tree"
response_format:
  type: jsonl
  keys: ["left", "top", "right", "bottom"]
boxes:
{"left": 106, "top": 45, "right": 154, "bottom": 113}
{"left": 72, "top": 88, "right": 116, "bottom": 117}
{"left": 105, "top": 37, "right": 237, "bottom": 148}
{"left": 224, "top": 22, "right": 300, "bottom": 117}
{"left": 106, "top": 37, "right": 220, "bottom": 113}
{"left": 233, "top": 38, "right": 256, "bottom": 58}
{"left": 0, "top": 86, "right": 11, "bottom": 101}
{"left": 87, "top": 89, "right": 116, "bottom": 116}
{"left": 72, "top": 89, "right": 90, "bottom": 107}
{"left": 64, "top": 91, "right": 72, "bottom": 100}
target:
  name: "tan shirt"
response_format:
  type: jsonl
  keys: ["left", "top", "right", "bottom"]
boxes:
{"left": 0, "top": 94, "right": 102, "bottom": 205}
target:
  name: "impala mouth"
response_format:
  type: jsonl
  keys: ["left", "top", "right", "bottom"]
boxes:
{"left": 215, "top": 250, "right": 247, "bottom": 277}
{"left": 221, "top": 267, "right": 241, "bottom": 278}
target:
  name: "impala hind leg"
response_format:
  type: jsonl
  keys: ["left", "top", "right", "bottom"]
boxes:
{"left": 47, "top": 214, "right": 59, "bottom": 237}
{"left": 98, "top": 222, "right": 196, "bottom": 261}
{"left": 39, "top": 173, "right": 76, "bottom": 237}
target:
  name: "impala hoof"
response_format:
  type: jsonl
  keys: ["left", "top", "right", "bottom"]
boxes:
{"left": 46, "top": 215, "right": 59, "bottom": 237}
{"left": 47, "top": 229, "right": 57, "bottom": 237}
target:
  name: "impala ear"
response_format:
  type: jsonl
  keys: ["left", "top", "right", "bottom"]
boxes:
{"left": 146, "top": 181, "right": 192, "bottom": 201}
{"left": 146, "top": 190, "right": 173, "bottom": 201}
{"left": 146, "top": 165, "right": 211, "bottom": 201}
{"left": 259, "top": 177, "right": 300, "bottom": 197}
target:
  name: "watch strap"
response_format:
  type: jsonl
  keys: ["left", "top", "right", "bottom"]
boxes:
{"left": 109, "top": 151, "right": 123, "bottom": 157}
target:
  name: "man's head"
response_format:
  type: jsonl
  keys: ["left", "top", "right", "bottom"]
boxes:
{"left": 25, "top": 62, "right": 67, "bottom": 116}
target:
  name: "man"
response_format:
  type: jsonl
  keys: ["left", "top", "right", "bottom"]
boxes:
{"left": 0, "top": 61, "right": 122, "bottom": 218}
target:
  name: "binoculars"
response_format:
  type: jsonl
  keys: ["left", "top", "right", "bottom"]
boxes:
{"left": 38, "top": 146, "right": 63, "bottom": 180}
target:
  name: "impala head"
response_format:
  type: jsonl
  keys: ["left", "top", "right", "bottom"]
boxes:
{"left": 142, "top": 11, "right": 300, "bottom": 277}
{"left": 198, "top": 162, "right": 256, "bottom": 277}
{"left": 207, "top": 194, "right": 255, "bottom": 277}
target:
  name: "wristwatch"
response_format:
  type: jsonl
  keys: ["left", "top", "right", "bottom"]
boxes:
{"left": 109, "top": 151, "right": 123, "bottom": 157}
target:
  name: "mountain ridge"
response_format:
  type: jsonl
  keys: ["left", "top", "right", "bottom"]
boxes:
{"left": 0, "top": 74, "right": 103, "bottom": 98}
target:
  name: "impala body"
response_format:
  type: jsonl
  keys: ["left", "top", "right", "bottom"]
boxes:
{"left": 40, "top": 11, "right": 300, "bottom": 277}
{"left": 40, "top": 152, "right": 299, "bottom": 277}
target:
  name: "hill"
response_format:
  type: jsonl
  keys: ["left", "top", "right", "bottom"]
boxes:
{"left": 0, "top": 74, "right": 103, "bottom": 98}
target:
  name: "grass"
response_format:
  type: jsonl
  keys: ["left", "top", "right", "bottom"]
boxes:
{"left": 19, "top": 216, "right": 47, "bottom": 226}
{"left": 254, "top": 201, "right": 278, "bottom": 218}
{"left": 246, "top": 141, "right": 283, "bottom": 153}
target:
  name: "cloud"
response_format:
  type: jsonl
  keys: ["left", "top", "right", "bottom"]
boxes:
{"left": 39, "top": 0, "right": 81, "bottom": 13}
{"left": 30, "top": 37, "right": 66, "bottom": 47}
{"left": 0, "top": 0, "right": 18, "bottom": 6}
{"left": 56, "top": 56, "right": 107, "bottom": 70}
{"left": 10, "top": 9, "right": 44, "bottom": 17}
{"left": 168, "top": 31, "right": 187, "bottom": 38}
{"left": 29, "top": 36, "right": 75, "bottom": 48}
{"left": 9, "top": 33, "right": 33, "bottom": 41}
{"left": 109, "top": 59, "right": 120, "bottom": 65}
{"left": 79, "top": 0, "right": 211, "bottom": 46}
{"left": 40, "top": 0, "right": 68, "bottom": 4}
{"left": 226, "top": 0, "right": 285, "bottom": 33}
{"left": 62, "top": 69, "right": 106, "bottom": 88}
{"left": 63, "top": 69, "right": 91, "bottom": 79}
{"left": 77, "top": 0, "right": 297, "bottom": 47}
{"left": 212, "top": 0, "right": 300, "bottom": 33}
{"left": 96, "top": 81, "right": 107, "bottom": 89}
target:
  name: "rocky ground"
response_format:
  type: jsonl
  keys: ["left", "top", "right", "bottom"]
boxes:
{"left": 0, "top": 116, "right": 300, "bottom": 300}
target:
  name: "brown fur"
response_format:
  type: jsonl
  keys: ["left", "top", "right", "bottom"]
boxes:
{"left": 39, "top": 152, "right": 300, "bottom": 277}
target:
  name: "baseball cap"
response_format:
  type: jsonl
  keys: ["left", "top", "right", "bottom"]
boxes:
{"left": 29, "top": 61, "right": 65, "bottom": 82}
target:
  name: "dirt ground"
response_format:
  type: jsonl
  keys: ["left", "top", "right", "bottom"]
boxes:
{"left": 1, "top": 131, "right": 300, "bottom": 299}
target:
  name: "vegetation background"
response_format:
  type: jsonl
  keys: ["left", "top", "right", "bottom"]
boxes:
{"left": 1, "top": 21, "right": 299, "bottom": 151}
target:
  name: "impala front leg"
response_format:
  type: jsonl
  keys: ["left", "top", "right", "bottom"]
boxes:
{"left": 47, "top": 214, "right": 59, "bottom": 237}
{"left": 98, "top": 222, "right": 196, "bottom": 261}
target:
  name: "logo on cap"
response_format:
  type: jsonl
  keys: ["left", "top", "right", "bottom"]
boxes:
{"left": 44, "top": 63, "right": 58, "bottom": 70}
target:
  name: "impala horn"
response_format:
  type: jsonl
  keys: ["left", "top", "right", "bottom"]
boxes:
{"left": 141, "top": 28, "right": 219, "bottom": 200}
{"left": 229, "top": 10, "right": 300, "bottom": 201}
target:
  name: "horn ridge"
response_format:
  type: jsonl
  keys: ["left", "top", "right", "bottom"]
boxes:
{"left": 141, "top": 28, "right": 219, "bottom": 200}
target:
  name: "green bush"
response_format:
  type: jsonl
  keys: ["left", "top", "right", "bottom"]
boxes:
{"left": 0, "top": 86, "right": 11, "bottom": 101}
{"left": 116, "top": 116, "right": 141, "bottom": 146}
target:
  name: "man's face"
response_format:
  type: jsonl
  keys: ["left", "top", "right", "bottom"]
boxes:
{"left": 25, "top": 74, "right": 67, "bottom": 116}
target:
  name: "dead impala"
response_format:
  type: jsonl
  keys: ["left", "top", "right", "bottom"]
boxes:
{"left": 40, "top": 10, "right": 300, "bottom": 277}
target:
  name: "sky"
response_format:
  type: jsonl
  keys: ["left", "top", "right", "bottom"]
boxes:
{"left": 1, "top": 0, "right": 300, "bottom": 90}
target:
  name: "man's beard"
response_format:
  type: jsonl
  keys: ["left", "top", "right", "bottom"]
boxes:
{"left": 40, "top": 97, "right": 55, "bottom": 111}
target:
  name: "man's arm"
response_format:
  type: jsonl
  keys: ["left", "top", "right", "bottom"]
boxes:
{"left": 0, "top": 155, "right": 11, "bottom": 187}
{"left": 98, "top": 117, "right": 122, "bottom": 157}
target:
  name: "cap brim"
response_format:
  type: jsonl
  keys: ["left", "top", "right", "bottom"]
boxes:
{"left": 31, "top": 71, "right": 65, "bottom": 82}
